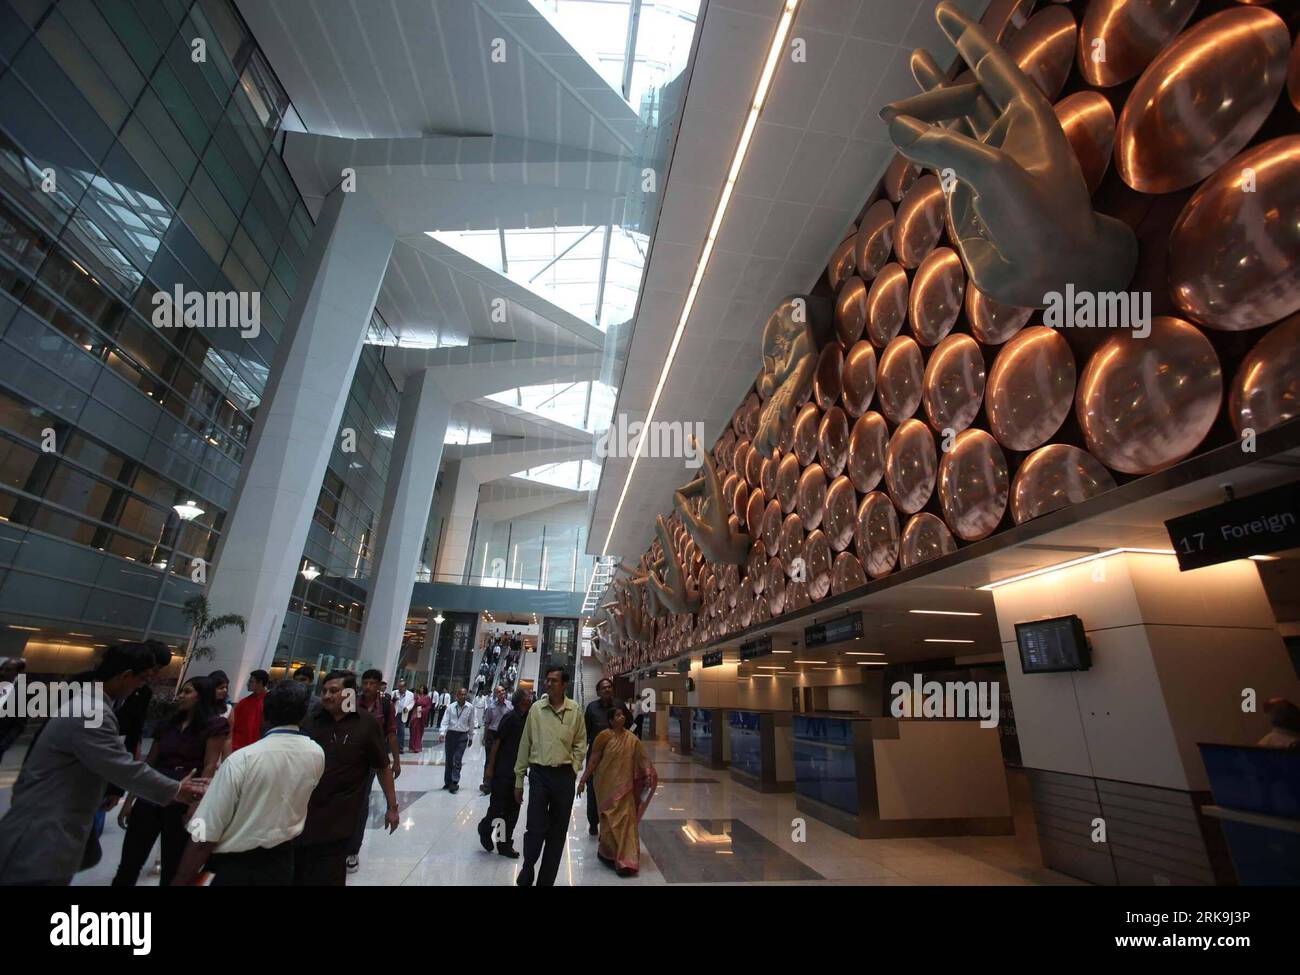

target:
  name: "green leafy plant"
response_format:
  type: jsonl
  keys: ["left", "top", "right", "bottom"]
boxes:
{"left": 176, "top": 594, "right": 245, "bottom": 687}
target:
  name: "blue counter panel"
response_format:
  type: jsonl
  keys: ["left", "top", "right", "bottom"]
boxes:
{"left": 730, "top": 711, "right": 762, "bottom": 779}
{"left": 793, "top": 715, "right": 859, "bottom": 815}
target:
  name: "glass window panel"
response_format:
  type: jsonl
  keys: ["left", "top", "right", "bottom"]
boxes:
{"left": 36, "top": 11, "right": 132, "bottom": 132}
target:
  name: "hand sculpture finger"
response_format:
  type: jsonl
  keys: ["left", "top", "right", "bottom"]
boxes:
{"left": 935, "top": 1, "right": 1024, "bottom": 112}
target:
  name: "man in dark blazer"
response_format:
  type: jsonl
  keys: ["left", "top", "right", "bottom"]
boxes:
{"left": 0, "top": 643, "right": 206, "bottom": 885}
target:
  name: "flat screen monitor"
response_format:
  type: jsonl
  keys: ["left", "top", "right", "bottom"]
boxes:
{"left": 1015, "top": 615, "right": 1091, "bottom": 674}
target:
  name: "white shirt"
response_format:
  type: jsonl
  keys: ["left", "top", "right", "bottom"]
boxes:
{"left": 190, "top": 728, "right": 324, "bottom": 854}
{"left": 439, "top": 692, "right": 451, "bottom": 707}
{"left": 394, "top": 689, "right": 415, "bottom": 723}
{"left": 440, "top": 700, "right": 477, "bottom": 734}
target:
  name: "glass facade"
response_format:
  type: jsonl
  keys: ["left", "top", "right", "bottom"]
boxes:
{"left": 0, "top": 0, "right": 397, "bottom": 676}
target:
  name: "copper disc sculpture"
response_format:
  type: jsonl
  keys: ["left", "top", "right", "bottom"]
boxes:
{"left": 814, "top": 343, "right": 844, "bottom": 411}
{"left": 854, "top": 199, "right": 895, "bottom": 282}
{"left": 1003, "top": 4, "right": 1077, "bottom": 101}
{"left": 909, "top": 247, "right": 966, "bottom": 346}
{"left": 761, "top": 497, "right": 783, "bottom": 550}
{"left": 818, "top": 406, "right": 849, "bottom": 477}
{"left": 882, "top": 154, "right": 920, "bottom": 203}
{"left": 760, "top": 450, "right": 779, "bottom": 497}
{"left": 1010, "top": 443, "right": 1116, "bottom": 524}
{"left": 938, "top": 428, "right": 1009, "bottom": 541}
{"left": 900, "top": 512, "right": 958, "bottom": 570}
{"left": 1053, "top": 91, "right": 1116, "bottom": 195}
{"left": 867, "top": 263, "right": 909, "bottom": 347}
{"left": 894, "top": 173, "right": 945, "bottom": 269}
{"left": 776, "top": 452, "right": 801, "bottom": 513}
{"left": 823, "top": 475, "right": 857, "bottom": 552}
{"left": 804, "top": 529, "right": 832, "bottom": 601}
{"left": 1115, "top": 7, "right": 1290, "bottom": 194}
{"left": 847, "top": 410, "right": 889, "bottom": 494}
{"left": 827, "top": 233, "right": 857, "bottom": 292}
{"left": 831, "top": 551, "right": 867, "bottom": 595}
{"left": 835, "top": 276, "right": 868, "bottom": 348}
{"left": 985, "top": 326, "right": 1076, "bottom": 452}
{"left": 966, "top": 284, "right": 1032, "bottom": 346}
{"left": 1076, "top": 317, "right": 1223, "bottom": 474}
{"left": 792, "top": 402, "right": 821, "bottom": 466}
{"left": 796, "top": 463, "right": 828, "bottom": 531}
{"left": 1168, "top": 137, "right": 1300, "bottom": 332}
{"left": 841, "top": 340, "right": 878, "bottom": 417}
{"left": 878, "top": 335, "right": 924, "bottom": 423}
{"left": 923, "top": 332, "right": 986, "bottom": 433}
{"left": 1229, "top": 312, "right": 1300, "bottom": 436}
{"left": 855, "top": 491, "right": 901, "bottom": 578}
{"left": 779, "top": 513, "right": 805, "bottom": 571}
{"left": 766, "top": 558, "right": 787, "bottom": 616}
{"left": 885, "top": 418, "right": 937, "bottom": 514}
{"left": 1077, "top": 0, "right": 1199, "bottom": 87}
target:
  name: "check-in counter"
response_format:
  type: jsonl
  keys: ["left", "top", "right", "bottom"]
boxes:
{"left": 1199, "top": 744, "right": 1300, "bottom": 885}
{"left": 728, "top": 710, "right": 795, "bottom": 793}
{"left": 793, "top": 714, "right": 1014, "bottom": 838}
{"left": 668, "top": 705, "right": 692, "bottom": 755}
{"left": 691, "top": 708, "right": 730, "bottom": 769}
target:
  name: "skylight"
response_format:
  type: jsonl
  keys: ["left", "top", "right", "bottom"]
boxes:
{"left": 488, "top": 380, "right": 616, "bottom": 433}
{"left": 512, "top": 459, "right": 601, "bottom": 491}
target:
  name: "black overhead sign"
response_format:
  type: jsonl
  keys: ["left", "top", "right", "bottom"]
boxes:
{"left": 804, "top": 613, "right": 864, "bottom": 647}
{"left": 676, "top": 658, "right": 691, "bottom": 674}
{"left": 702, "top": 650, "right": 724, "bottom": 668}
{"left": 1165, "top": 482, "right": 1300, "bottom": 571}
{"left": 740, "top": 635, "right": 773, "bottom": 661}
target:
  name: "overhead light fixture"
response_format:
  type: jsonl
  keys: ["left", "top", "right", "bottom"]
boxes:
{"left": 771, "top": 650, "right": 792, "bottom": 654}
{"left": 1249, "top": 555, "right": 1279, "bottom": 562}
{"left": 172, "top": 500, "right": 204, "bottom": 521}
{"left": 433, "top": 612, "right": 445, "bottom": 625}
{"left": 756, "top": 665, "right": 783, "bottom": 670}
{"left": 601, "top": 0, "right": 802, "bottom": 555}
{"left": 977, "top": 548, "right": 1175, "bottom": 590}
{"left": 301, "top": 563, "right": 321, "bottom": 582}
{"left": 793, "top": 659, "right": 820, "bottom": 664}
{"left": 846, "top": 651, "right": 884, "bottom": 656}
{"left": 909, "top": 609, "right": 982, "bottom": 617}
{"left": 925, "top": 638, "right": 975, "bottom": 644}
{"left": 856, "top": 661, "right": 887, "bottom": 665}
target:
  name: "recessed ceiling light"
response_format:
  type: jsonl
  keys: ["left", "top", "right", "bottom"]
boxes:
{"left": 846, "top": 651, "right": 883, "bottom": 656}
{"left": 925, "top": 638, "right": 975, "bottom": 644}
{"left": 771, "top": 650, "right": 792, "bottom": 654}
{"left": 793, "top": 659, "right": 821, "bottom": 664}
{"left": 1249, "top": 555, "right": 1279, "bottom": 562}
{"left": 909, "top": 609, "right": 982, "bottom": 617}
{"left": 600, "top": 0, "right": 803, "bottom": 555}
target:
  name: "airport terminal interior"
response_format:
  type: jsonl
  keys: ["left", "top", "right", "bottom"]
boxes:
{"left": 0, "top": 0, "right": 1298, "bottom": 892}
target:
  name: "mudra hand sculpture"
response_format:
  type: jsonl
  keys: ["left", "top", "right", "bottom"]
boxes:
{"left": 753, "top": 296, "right": 816, "bottom": 457}
{"left": 882, "top": 2, "right": 1137, "bottom": 309}
{"left": 646, "top": 514, "right": 702, "bottom": 615}
{"left": 673, "top": 436, "right": 751, "bottom": 565}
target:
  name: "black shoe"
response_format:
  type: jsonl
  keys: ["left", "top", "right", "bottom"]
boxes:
{"left": 479, "top": 784, "right": 490, "bottom": 795}
{"left": 497, "top": 843, "right": 520, "bottom": 859}
{"left": 449, "top": 784, "right": 459, "bottom": 794}
{"left": 477, "top": 825, "right": 494, "bottom": 852}
{"left": 589, "top": 824, "right": 598, "bottom": 836}
{"left": 597, "top": 852, "right": 615, "bottom": 870}
{"left": 616, "top": 866, "right": 637, "bottom": 878}
{"left": 441, "top": 783, "right": 450, "bottom": 790}
{"left": 516, "top": 864, "right": 534, "bottom": 886}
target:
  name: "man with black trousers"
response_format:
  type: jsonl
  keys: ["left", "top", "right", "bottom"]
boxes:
{"left": 513, "top": 666, "right": 586, "bottom": 886}
{"left": 478, "top": 687, "right": 532, "bottom": 858}
{"left": 438, "top": 686, "right": 476, "bottom": 794}
{"left": 583, "top": 678, "right": 616, "bottom": 836}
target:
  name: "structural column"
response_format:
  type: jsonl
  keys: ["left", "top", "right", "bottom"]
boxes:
{"left": 358, "top": 369, "right": 451, "bottom": 679}
{"left": 201, "top": 187, "right": 395, "bottom": 683}
{"left": 433, "top": 463, "right": 482, "bottom": 584}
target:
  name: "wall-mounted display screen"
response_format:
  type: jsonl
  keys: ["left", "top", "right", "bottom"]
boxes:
{"left": 1015, "top": 615, "right": 1091, "bottom": 674}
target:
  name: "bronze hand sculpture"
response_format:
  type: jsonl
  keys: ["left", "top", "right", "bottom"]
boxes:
{"left": 753, "top": 296, "right": 817, "bottom": 457}
{"left": 882, "top": 2, "right": 1137, "bottom": 310}
{"left": 646, "top": 514, "right": 702, "bottom": 615}
{"left": 673, "top": 436, "right": 751, "bottom": 565}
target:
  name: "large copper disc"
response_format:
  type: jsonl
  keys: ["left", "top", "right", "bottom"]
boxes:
{"left": 779, "top": 513, "right": 805, "bottom": 571}
{"left": 1077, "top": 317, "right": 1222, "bottom": 474}
{"left": 797, "top": 464, "right": 828, "bottom": 531}
{"left": 734, "top": 478, "right": 751, "bottom": 524}
{"left": 1054, "top": 91, "right": 1116, "bottom": 195}
{"left": 823, "top": 475, "right": 857, "bottom": 552}
{"left": 878, "top": 335, "right": 924, "bottom": 423}
{"left": 761, "top": 498, "right": 783, "bottom": 550}
{"left": 1078, "top": 0, "right": 1200, "bottom": 88}
{"left": 1168, "top": 137, "right": 1300, "bottom": 331}
{"left": 740, "top": 393, "right": 761, "bottom": 439}
{"left": 1004, "top": 5, "right": 1076, "bottom": 101}
{"left": 1229, "top": 312, "right": 1300, "bottom": 436}
{"left": 882, "top": 154, "right": 920, "bottom": 203}
{"left": 1010, "top": 444, "right": 1116, "bottom": 525}
{"left": 938, "top": 429, "right": 1009, "bottom": 542}
{"left": 867, "top": 263, "right": 910, "bottom": 347}
{"left": 900, "top": 513, "right": 957, "bottom": 570}
{"left": 733, "top": 440, "right": 751, "bottom": 484}
{"left": 760, "top": 449, "right": 779, "bottom": 497}
{"left": 827, "top": 233, "right": 856, "bottom": 292}
{"left": 966, "top": 284, "right": 1032, "bottom": 347}
{"left": 776, "top": 453, "right": 801, "bottom": 513}
{"left": 923, "top": 333, "right": 986, "bottom": 435}
{"left": 792, "top": 402, "right": 821, "bottom": 467}
{"left": 854, "top": 491, "right": 900, "bottom": 579}
{"left": 847, "top": 410, "right": 889, "bottom": 494}
{"left": 804, "top": 530, "right": 832, "bottom": 601}
{"left": 909, "top": 247, "right": 965, "bottom": 346}
{"left": 831, "top": 551, "right": 867, "bottom": 596}
{"left": 835, "top": 276, "right": 868, "bottom": 348}
{"left": 745, "top": 442, "right": 764, "bottom": 488}
{"left": 885, "top": 419, "right": 937, "bottom": 514}
{"left": 747, "top": 540, "right": 768, "bottom": 594}
{"left": 814, "top": 343, "right": 844, "bottom": 411}
{"left": 841, "top": 340, "right": 878, "bottom": 417}
{"left": 895, "top": 174, "right": 945, "bottom": 269}
{"left": 1115, "top": 7, "right": 1290, "bottom": 194}
{"left": 766, "top": 558, "right": 786, "bottom": 615}
{"left": 786, "top": 580, "right": 811, "bottom": 613}
{"left": 746, "top": 487, "right": 767, "bottom": 536}
{"left": 986, "top": 327, "right": 1076, "bottom": 452}
{"left": 818, "top": 406, "right": 849, "bottom": 478}
{"left": 853, "top": 199, "right": 895, "bottom": 281}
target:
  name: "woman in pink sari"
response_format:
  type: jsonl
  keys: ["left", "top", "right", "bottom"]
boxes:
{"left": 578, "top": 704, "right": 657, "bottom": 877}
{"left": 409, "top": 685, "right": 433, "bottom": 753}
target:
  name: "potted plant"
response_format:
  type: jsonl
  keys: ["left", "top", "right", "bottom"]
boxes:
{"left": 175, "top": 595, "right": 245, "bottom": 689}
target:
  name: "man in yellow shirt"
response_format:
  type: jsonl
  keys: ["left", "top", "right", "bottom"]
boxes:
{"left": 512, "top": 665, "right": 586, "bottom": 886}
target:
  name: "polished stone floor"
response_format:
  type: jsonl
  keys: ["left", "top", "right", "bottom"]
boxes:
{"left": 0, "top": 734, "right": 1083, "bottom": 886}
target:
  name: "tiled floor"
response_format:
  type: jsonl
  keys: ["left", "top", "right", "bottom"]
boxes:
{"left": 0, "top": 736, "right": 1084, "bottom": 886}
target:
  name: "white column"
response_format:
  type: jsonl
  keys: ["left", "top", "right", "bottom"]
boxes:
{"left": 359, "top": 369, "right": 451, "bottom": 679}
{"left": 433, "top": 464, "right": 482, "bottom": 584}
{"left": 201, "top": 187, "right": 394, "bottom": 683}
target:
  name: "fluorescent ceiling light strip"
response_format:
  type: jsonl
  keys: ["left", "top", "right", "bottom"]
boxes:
{"left": 977, "top": 548, "right": 1176, "bottom": 591}
{"left": 601, "top": 0, "right": 801, "bottom": 555}
{"left": 909, "top": 610, "right": 981, "bottom": 617}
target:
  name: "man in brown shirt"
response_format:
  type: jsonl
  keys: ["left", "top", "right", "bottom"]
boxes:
{"left": 297, "top": 670, "right": 400, "bottom": 884}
